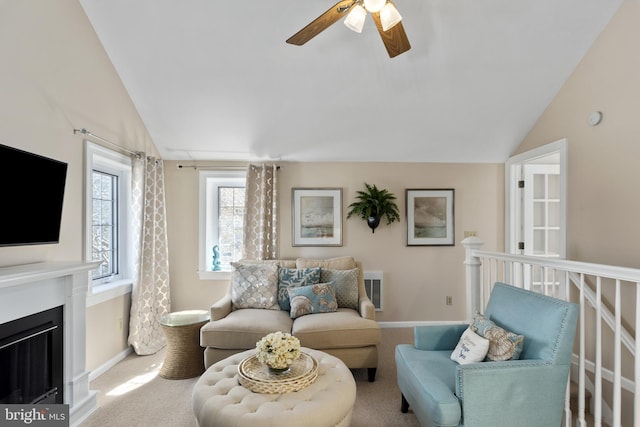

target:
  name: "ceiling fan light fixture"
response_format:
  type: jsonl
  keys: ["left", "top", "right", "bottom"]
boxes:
{"left": 380, "top": 3, "right": 402, "bottom": 31}
{"left": 344, "top": 4, "right": 367, "bottom": 33}
{"left": 363, "top": 0, "right": 386, "bottom": 13}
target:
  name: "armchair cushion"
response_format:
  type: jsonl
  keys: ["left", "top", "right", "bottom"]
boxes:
{"left": 396, "top": 345, "right": 461, "bottom": 426}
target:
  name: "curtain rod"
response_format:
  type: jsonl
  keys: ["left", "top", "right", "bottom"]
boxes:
{"left": 73, "top": 128, "right": 143, "bottom": 158}
{"left": 176, "top": 163, "right": 280, "bottom": 171}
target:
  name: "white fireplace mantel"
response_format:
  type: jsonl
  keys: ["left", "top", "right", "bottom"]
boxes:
{"left": 0, "top": 261, "right": 100, "bottom": 426}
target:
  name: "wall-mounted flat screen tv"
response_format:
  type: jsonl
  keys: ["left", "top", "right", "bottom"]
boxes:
{"left": 0, "top": 144, "right": 68, "bottom": 246}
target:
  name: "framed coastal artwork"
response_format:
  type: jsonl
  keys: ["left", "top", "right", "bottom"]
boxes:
{"left": 406, "top": 189, "right": 455, "bottom": 246}
{"left": 292, "top": 188, "right": 342, "bottom": 246}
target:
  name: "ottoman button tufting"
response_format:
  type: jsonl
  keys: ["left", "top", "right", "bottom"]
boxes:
{"left": 192, "top": 348, "right": 356, "bottom": 427}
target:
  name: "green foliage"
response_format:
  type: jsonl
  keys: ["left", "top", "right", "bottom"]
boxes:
{"left": 347, "top": 183, "right": 400, "bottom": 226}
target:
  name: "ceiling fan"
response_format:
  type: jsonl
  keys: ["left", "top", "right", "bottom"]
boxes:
{"left": 286, "top": 0, "right": 411, "bottom": 58}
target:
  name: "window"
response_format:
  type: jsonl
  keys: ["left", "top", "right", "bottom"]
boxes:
{"left": 199, "top": 170, "right": 246, "bottom": 277}
{"left": 91, "top": 170, "right": 118, "bottom": 279}
{"left": 84, "top": 142, "right": 133, "bottom": 303}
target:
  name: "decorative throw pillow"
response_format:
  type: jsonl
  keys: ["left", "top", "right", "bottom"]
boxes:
{"left": 288, "top": 282, "right": 338, "bottom": 319}
{"left": 471, "top": 312, "right": 525, "bottom": 361}
{"left": 277, "top": 267, "right": 321, "bottom": 311}
{"left": 319, "top": 268, "right": 359, "bottom": 310}
{"left": 230, "top": 262, "right": 279, "bottom": 310}
{"left": 450, "top": 327, "right": 490, "bottom": 365}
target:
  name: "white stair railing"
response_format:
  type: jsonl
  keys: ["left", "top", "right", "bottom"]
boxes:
{"left": 462, "top": 237, "right": 640, "bottom": 427}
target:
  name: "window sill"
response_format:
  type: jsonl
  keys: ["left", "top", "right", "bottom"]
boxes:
{"left": 198, "top": 270, "right": 232, "bottom": 281}
{"left": 86, "top": 279, "right": 133, "bottom": 307}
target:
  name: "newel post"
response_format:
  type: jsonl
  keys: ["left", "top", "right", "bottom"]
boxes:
{"left": 462, "top": 236, "right": 484, "bottom": 321}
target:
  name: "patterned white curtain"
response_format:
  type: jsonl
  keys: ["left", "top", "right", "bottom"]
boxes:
{"left": 243, "top": 163, "right": 279, "bottom": 260}
{"left": 128, "top": 156, "right": 171, "bottom": 355}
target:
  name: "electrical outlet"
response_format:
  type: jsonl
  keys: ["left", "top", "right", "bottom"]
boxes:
{"left": 118, "top": 317, "right": 123, "bottom": 330}
{"left": 464, "top": 231, "right": 477, "bottom": 238}
{"left": 446, "top": 296, "right": 453, "bottom": 306}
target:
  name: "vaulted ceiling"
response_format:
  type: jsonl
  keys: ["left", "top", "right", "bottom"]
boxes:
{"left": 80, "top": 0, "right": 623, "bottom": 163}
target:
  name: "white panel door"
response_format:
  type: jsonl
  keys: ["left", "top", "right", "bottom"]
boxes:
{"left": 523, "top": 164, "right": 561, "bottom": 258}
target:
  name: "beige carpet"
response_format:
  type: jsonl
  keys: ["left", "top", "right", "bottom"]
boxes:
{"left": 81, "top": 328, "right": 420, "bottom": 427}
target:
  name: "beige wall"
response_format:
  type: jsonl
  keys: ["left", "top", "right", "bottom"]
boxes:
{"left": 0, "top": 1, "right": 156, "bottom": 369}
{"left": 86, "top": 294, "right": 131, "bottom": 372}
{"left": 514, "top": 2, "right": 640, "bottom": 269}
{"left": 513, "top": 5, "right": 638, "bottom": 423}
{"left": 165, "top": 161, "right": 504, "bottom": 322}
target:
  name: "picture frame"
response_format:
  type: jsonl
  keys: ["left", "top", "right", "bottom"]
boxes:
{"left": 292, "top": 188, "right": 343, "bottom": 246}
{"left": 406, "top": 189, "right": 455, "bottom": 246}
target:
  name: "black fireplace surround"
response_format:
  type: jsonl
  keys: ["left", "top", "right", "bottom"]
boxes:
{"left": 0, "top": 306, "right": 63, "bottom": 404}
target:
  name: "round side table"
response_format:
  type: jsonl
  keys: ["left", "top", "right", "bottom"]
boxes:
{"left": 159, "top": 310, "right": 210, "bottom": 379}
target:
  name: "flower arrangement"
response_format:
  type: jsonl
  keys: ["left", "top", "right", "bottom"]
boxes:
{"left": 256, "top": 331, "right": 301, "bottom": 371}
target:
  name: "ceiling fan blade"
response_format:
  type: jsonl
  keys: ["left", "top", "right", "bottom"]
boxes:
{"left": 286, "top": 0, "right": 356, "bottom": 46}
{"left": 372, "top": 8, "right": 411, "bottom": 58}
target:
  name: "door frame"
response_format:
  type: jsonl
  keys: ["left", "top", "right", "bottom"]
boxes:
{"left": 504, "top": 139, "right": 567, "bottom": 257}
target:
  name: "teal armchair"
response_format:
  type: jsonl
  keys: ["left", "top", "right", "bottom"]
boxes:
{"left": 395, "top": 282, "right": 579, "bottom": 427}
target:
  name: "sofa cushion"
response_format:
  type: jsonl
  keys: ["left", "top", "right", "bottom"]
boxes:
{"left": 319, "top": 268, "right": 359, "bottom": 310}
{"left": 230, "top": 263, "right": 279, "bottom": 310}
{"left": 450, "top": 327, "right": 489, "bottom": 365}
{"left": 296, "top": 256, "right": 357, "bottom": 270}
{"left": 200, "top": 308, "right": 293, "bottom": 349}
{"left": 471, "top": 312, "right": 524, "bottom": 361}
{"left": 289, "top": 282, "right": 338, "bottom": 319}
{"left": 277, "top": 267, "right": 321, "bottom": 311}
{"left": 292, "top": 308, "right": 380, "bottom": 349}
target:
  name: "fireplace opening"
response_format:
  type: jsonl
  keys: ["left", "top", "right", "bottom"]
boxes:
{"left": 0, "top": 306, "right": 63, "bottom": 404}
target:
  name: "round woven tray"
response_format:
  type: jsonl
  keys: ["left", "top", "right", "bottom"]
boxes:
{"left": 237, "top": 352, "right": 318, "bottom": 394}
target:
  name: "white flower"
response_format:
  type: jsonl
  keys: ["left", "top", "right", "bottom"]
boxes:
{"left": 256, "top": 332, "right": 301, "bottom": 369}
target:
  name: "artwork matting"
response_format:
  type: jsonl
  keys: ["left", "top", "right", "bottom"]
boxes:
{"left": 292, "top": 188, "right": 342, "bottom": 247}
{"left": 406, "top": 189, "right": 455, "bottom": 246}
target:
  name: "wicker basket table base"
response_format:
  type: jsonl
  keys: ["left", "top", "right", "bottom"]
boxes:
{"left": 159, "top": 310, "right": 209, "bottom": 380}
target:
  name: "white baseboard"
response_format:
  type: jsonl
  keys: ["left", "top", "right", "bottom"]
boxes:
{"left": 379, "top": 320, "right": 466, "bottom": 328}
{"left": 89, "top": 346, "right": 134, "bottom": 381}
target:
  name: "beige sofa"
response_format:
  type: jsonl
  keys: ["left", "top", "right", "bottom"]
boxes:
{"left": 200, "top": 256, "right": 382, "bottom": 381}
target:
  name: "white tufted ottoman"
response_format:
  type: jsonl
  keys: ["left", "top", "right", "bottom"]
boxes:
{"left": 192, "top": 347, "right": 356, "bottom": 427}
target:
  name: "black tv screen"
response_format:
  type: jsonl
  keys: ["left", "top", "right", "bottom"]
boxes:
{"left": 0, "top": 144, "right": 68, "bottom": 246}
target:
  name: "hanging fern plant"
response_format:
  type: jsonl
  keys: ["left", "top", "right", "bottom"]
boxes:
{"left": 347, "top": 183, "right": 400, "bottom": 233}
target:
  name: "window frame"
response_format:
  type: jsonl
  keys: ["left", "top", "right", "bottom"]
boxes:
{"left": 198, "top": 170, "right": 246, "bottom": 279}
{"left": 84, "top": 142, "right": 133, "bottom": 305}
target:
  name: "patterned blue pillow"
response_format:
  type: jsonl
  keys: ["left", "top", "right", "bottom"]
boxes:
{"left": 288, "top": 282, "right": 338, "bottom": 319}
{"left": 471, "top": 312, "right": 525, "bottom": 361}
{"left": 319, "top": 268, "right": 359, "bottom": 310}
{"left": 277, "top": 267, "right": 321, "bottom": 311}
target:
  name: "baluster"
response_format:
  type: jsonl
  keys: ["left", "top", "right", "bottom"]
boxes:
{"left": 613, "top": 279, "right": 621, "bottom": 426}
{"left": 595, "top": 276, "right": 602, "bottom": 427}
{"left": 578, "top": 273, "right": 586, "bottom": 427}
{"left": 635, "top": 281, "right": 640, "bottom": 427}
